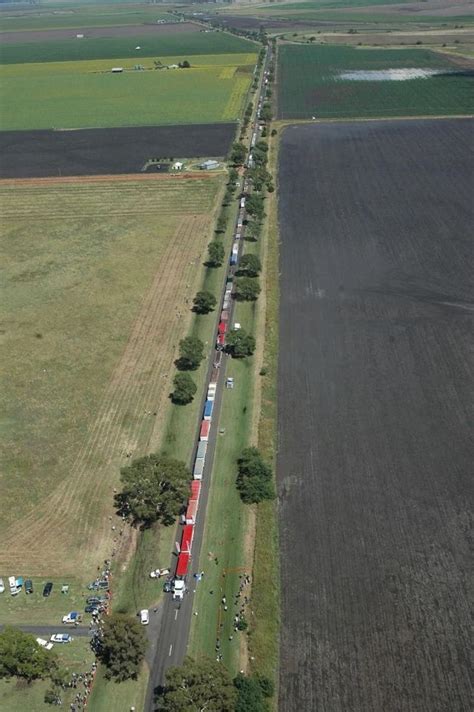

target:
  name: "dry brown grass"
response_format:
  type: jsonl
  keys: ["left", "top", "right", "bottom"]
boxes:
{"left": 0, "top": 176, "right": 221, "bottom": 576}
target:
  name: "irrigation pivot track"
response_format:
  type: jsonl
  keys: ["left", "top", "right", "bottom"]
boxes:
{"left": 277, "top": 119, "right": 473, "bottom": 712}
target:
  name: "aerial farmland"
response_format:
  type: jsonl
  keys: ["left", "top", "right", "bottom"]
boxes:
{"left": 0, "top": 2, "right": 261, "bottom": 707}
{"left": 1, "top": 0, "right": 473, "bottom": 710}
{"left": 277, "top": 119, "right": 473, "bottom": 711}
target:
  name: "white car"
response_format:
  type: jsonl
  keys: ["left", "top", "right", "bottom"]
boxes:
{"left": 36, "top": 637, "right": 54, "bottom": 650}
{"left": 140, "top": 609, "right": 149, "bottom": 625}
{"left": 50, "top": 634, "right": 72, "bottom": 644}
{"left": 0, "top": 578, "right": 5, "bottom": 593}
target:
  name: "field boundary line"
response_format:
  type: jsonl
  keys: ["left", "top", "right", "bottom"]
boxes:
{"left": 0, "top": 172, "right": 217, "bottom": 188}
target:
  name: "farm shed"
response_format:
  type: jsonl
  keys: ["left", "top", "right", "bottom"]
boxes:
{"left": 200, "top": 159, "right": 219, "bottom": 170}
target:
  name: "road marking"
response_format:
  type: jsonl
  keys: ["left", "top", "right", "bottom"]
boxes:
{"left": 174, "top": 609, "right": 179, "bottom": 621}
{"left": 168, "top": 644, "right": 173, "bottom": 657}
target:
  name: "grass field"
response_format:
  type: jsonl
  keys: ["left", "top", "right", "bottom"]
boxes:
{"left": 0, "top": 6, "right": 175, "bottom": 32}
{"left": 277, "top": 44, "right": 474, "bottom": 118}
{"left": 0, "top": 30, "right": 257, "bottom": 64}
{"left": 0, "top": 53, "right": 255, "bottom": 130}
{"left": 0, "top": 638, "right": 95, "bottom": 711}
{"left": 0, "top": 174, "right": 223, "bottom": 580}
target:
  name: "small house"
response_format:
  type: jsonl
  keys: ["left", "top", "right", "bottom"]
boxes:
{"left": 172, "top": 161, "right": 184, "bottom": 171}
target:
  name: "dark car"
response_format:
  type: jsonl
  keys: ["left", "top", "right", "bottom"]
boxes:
{"left": 25, "top": 579, "right": 33, "bottom": 594}
{"left": 43, "top": 582, "right": 53, "bottom": 597}
{"left": 84, "top": 604, "right": 100, "bottom": 614}
{"left": 163, "top": 579, "right": 173, "bottom": 593}
{"left": 86, "top": 596, "right": 105, "bottom": 605}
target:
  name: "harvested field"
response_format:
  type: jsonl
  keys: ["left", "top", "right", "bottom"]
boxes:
{"left": 0, "top": 175, "right": 222, "bottom": 575}
{"left": 343, "top": 1, "right": 474, "bottom": 17}
{"left": 277, "top": 118, "right": 473, "bottom": 712}
{"left": 278, "top": 44, "right": 474, "bottom": 118}
{"left": 0, "top": 124, "right": 236, "bottom": 178}
{"left": 0, "top": 21, "right": 196, "bottom": 44}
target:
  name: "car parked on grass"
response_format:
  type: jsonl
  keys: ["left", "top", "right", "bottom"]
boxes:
{"left": 84, "top": 604, "right": 102, "bottom": 614}
{"left": 62, "top": 611, "right": 81, "bottom": 624}
{"left": 140, "top": 609, "right": 149, "bottom": 625}
{"left": 86, "top": 595, "right": 107, "bottom": 604}
{"left": 43, "top": 582, "right": 53, "bottom": 597}
{"left": 0, "top": 578, "right": 5, "bottom": 594}
{"left": 25, "top": 579, "right": 33, "bottom": 594}
{"left": 36, "top": 637, "right": 54, "bottom": 650}
{"left": 50, "top": 634, "right": 72, "bottom": 644}
{"left": 87, "top": 580, "right": 109, "bottom": 591}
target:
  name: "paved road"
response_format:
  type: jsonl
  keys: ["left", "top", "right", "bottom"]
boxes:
{"left": 0, "top": 624, "right": 92, "bottom": 637}
{"left": 144, "top": 45, "right": 272, "bottom": 711}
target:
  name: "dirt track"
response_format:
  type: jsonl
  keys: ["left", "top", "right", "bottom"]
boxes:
{"left": 277, "top": 118, "right": 473, "bottom": 712}
{"left": 0, "top": 171, "right": 216, "bottom": 187}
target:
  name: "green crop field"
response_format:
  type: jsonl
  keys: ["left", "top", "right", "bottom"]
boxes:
{"left": 0, "top": 53, "right": 255, "bottom": 129}
{"left": 0, "top": 6, "right": 175, "bottom": 32}
{"left": 278, "top": 44, "right": 474, "bottom": 119}
{"left": 0, "top": 30, "right": 257, "bottom": 64}
{"left": 0, "top": 174, "right": 222, "bottom": 580}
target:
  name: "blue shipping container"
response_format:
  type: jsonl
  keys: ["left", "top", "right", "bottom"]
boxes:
{"left": 203, "top": 400, "right": 214, "bottom": 420}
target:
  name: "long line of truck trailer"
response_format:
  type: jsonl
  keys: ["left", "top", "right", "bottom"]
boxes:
{"left": 173, "top": 189, "right": 249, "bottom": 595}
{"left": 170, "top": 50, "right": 272, "bottom": 601}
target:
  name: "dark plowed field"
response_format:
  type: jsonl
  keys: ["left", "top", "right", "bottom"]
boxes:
{"left": 0, "top": 124, "right": 236, "bottom": 178}
{"left": 278, "top": 119, "right": 473, "bottom": 712}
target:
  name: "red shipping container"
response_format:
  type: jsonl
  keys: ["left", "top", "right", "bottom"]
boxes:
{"left": 200, "top": 420, "right": 210, "bottom": 441}
{"left": 181, "top": 524, "right": 194, "bottom": 552}
{"left": 176, "top": 552, "right": 190, "bottom": 577}
{"left": 190, "top": 480, "right": 201, "bottom": 502}
{"left": 185, "top": 500, "right": 198, "bottom": 524}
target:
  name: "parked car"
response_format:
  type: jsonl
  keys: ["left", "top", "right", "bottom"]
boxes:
{"left": 0, "top": 578, "right": 5, "bottom": 594}
{"left": 43, "top": 582, "right": 53, "bottom": 597}
{"left": 50, "top": 634, "right": 72, "bottom": 644}
{"left": 163, "top": 579, "right": 173, "bottom": 593}
{"left": 84, "top": 604, "right": 101, "bottom": 614}
{"left": 140, "top": 609, "right": 149, "bottom": 625}
{"left": 87, "top": 580, "right": 109, "bottom": 591}
{"left": 62, "top": 611, "right": 80, "bottom": 624}
{"left": 86, "top": 595, "right": 107, "bottom": 604}
{"left": 36, "top": 637, "right": 54, "bottom": 650}
{"left": 25, "top": 580, "right": 33, "bottom": 594}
